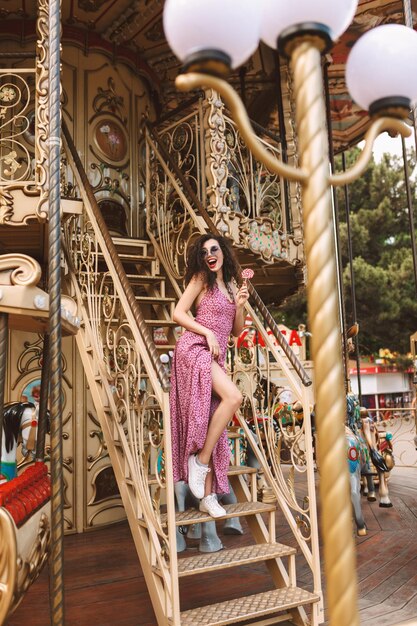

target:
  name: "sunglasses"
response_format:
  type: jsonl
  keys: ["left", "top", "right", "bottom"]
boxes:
{"left": 201, "top": 245, "right": 221, "bottom": 258}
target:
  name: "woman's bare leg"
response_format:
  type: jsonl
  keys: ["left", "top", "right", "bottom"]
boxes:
{"left": 199, "top": 361, "right": 242, "bottom": 496}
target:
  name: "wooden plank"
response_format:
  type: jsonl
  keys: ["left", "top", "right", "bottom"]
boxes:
{"left": 8, "top": 467, "right": 417, "bottom": 626}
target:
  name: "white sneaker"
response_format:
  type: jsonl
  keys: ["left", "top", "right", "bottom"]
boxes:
{"left": 188, "top": 454, "right": 210, "bottom": 500}
{"left": 200, "top": 494, "right": 226, "bottom": 519}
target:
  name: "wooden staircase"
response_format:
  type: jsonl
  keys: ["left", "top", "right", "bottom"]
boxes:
{"left": 62, "top": 223, "right": 321, "bottom": 625}
{"left": 60, "top": 116, "right": 322, "bottom": 625}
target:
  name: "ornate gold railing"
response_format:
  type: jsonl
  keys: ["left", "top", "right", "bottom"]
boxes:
{"left": 367, "top": 408, "right": 417, "bottom": 468}
{"left": 61, "top": 125, "right": 180, "bottom": 624}
{"left": 150, "top": 93, "right": 304, "bottom": 265}
{"left": 0, "top": 51, "right": 48, "bottom": 223}
{"left": 145, "top": 125, "right": 323, "bottom": 622}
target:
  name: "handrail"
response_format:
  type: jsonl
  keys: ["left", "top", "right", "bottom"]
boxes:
{"left": 146, "top": 122, "right": 311, "bottom": 387}
{"left": 62, "top": 121, "right": 171, "bottom": 393}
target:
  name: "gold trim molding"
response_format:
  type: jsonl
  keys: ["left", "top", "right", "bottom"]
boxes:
{"left": 0, "top": 508, "right": 17, "bottom": 625}
{"left": 0, "top": 254, "right": 42, "bottom": 286}
{"left": 0, "top": 504, "right": 51, "bottom": 622}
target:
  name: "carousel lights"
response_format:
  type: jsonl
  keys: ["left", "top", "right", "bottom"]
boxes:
{"left": 164, "top": 0, "right": 417, "bottom": 120}
{"left": 260, "top": 0, "right": 359, "bottom": 53}
{"left": 346, "top": 23, "right": 417, "bottom": 117}
{"left": 163, "top": 0, "right": 262, "bottom": 75}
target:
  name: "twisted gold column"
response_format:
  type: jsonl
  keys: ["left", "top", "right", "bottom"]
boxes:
{"left": 47, "top": 0, "right": 65, "bottom": 623}
{"left": 291, "top": 41, "right": 359, "bottom": 626}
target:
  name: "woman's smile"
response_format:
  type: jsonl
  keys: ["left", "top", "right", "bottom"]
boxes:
{"left": 201, "top": 240, "right": 223, "bottom": 272}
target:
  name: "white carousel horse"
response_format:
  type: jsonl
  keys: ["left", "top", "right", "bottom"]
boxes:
{"left": 0, "top": 401, "right": 38, "bottom": 482}
{"left": 346, "top": 394, "right": 393, "bottom": 535}
{"left": 359, "top": 408, "right": 393, "bottom": 508}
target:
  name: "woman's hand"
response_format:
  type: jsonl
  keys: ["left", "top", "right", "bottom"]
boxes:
{"left": 235, "top": 282, "right": 249, "bottom": 309}
{"left": 205, "top": 329, "right": 220, "bottom": 359}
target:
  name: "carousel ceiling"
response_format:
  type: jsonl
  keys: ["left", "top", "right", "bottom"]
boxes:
{"left": 1, "top": 0, "right": 417, "bottom": 151}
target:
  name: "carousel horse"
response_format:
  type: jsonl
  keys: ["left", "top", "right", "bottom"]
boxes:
{"left": 359, "top": 406, "right": 393, "bottom": 508}
{"left": 345, "top": 394, "right": 393, "bottom": 535}
{"left": 1, "top": 401, "right": 38, "bottom": 482}
{"left": 345, "top": 423, "right": 370, "bottom": 536}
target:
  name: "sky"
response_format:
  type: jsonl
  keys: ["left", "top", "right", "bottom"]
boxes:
{"left": 369, "top": 130, "right": 415, "bottom": 162}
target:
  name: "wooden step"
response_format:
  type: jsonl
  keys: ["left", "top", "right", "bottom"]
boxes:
{"left": 176, "top": 542, "right": 296, "bottom": 577}
{"left": 145, "top": 319, "right": 178, "bottom": 326}
{"left": 172, "top": 587, "right": 320, "bottom": 626}
{"left": 98, "top": 251, "right": 155, "bottom": 263}
{"left": 135, "top": 296, "right": 175, "bottom": 303}
{"left": 148, "top": 465, "right": 256, "bottom": 486}
{"left": 227, "top": 464, "right": 256, "bottom": 476}
{"left": 160, "top": 502, "right": 275, "bottom": 527}
{"left": 105, "top": 273, "right": 165, "bottom": 284}
{"left": 111, "top": 236, "right": 150, "bottom": 249}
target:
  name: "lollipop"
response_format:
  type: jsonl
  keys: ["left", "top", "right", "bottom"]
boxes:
{"left": 241, "top": 268, "right": 254, "bottom": 283}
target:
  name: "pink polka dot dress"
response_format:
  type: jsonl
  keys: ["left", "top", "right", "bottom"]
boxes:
{"left": 169, "top": 283, "right": 236, "bottom": 495}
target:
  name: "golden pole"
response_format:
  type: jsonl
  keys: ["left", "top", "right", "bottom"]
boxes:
{"left": 291, "top": 40, "right": 359, "bottom": 626}
{"left": 177, "top": 60, "right": 359, "bottom": 624}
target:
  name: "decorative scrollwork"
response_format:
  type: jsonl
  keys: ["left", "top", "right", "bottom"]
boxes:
{"left": 229, "top": 318, "right": 313, "bottom": 541}
{"left": 0, "top": 254, "right": 42, "bottom": 286}
{"left": 149, "top": 92, "right": 296, "bottom": 264}
{"left": 62, "top": 207, "right": 170, "bottom": 545}
{"left": 0, "top": 73, "right": 34, "bottom": 185}
{"left": 35, "top": 0, "right": 50, "bottom": 220}
{"left": 160, "top": 112, "right": 203, "bottom": 198}
{"left": 92, "top": 77, "right": 127, "bottom": 125}
{"left": 89, "top": 162, "right": 130, "bottom": 207}
{"left": 0, "top": 508, "right": 17, "bottom": 625}
{"left": 12, "top": 512, "right": 51, "bottom": 613}
{"left": 147, "top": 138, "right": 203, "bottom": 280}
{"left": 0, "top": 187, "right": 14, "bottom": 223}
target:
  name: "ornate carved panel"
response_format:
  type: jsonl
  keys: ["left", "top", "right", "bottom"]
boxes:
{"left": 61, "top": 48, "right": 152, "bottom": 238}
{"left": 83, "top": 389, "right": 125, "bottom": 529}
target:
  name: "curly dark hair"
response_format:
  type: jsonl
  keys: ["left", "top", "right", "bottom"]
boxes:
{"left": 184, "top": 234, "right": 241, "bottom": 288}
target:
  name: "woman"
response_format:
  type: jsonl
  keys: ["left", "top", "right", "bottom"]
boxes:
{"left": 170, "top": 234, "right": 249, "bottom": 518}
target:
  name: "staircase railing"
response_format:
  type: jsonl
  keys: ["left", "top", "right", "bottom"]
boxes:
{"left": 145, "top": 124, "right": 323, "bottom": 622}
{"left": 61, "top": 123, "right": 180, "bottom": 625}
{"left": 147, "top": 122, "right": 311, "bottom": 386}
{"left": 148, "top": 94, "right": 304, "bottom": 265}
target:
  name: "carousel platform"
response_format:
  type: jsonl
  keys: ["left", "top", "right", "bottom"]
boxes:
{"left": 6, "top": 466, "right": 417, "bottom": 626}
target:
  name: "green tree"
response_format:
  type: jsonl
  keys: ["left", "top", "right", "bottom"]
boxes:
{"left": 277, "top": 149, "right": 417, "bottom": 354}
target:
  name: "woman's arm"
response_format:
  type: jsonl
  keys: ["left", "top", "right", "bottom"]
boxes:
{"left": 231, "top": 282, "right": 249, "bottom": 337}
{"left": 173, "top": 274, "right": 221, "bottom": 358}
{"left": 173, "top": 274, "right": 206, "bottom": 334}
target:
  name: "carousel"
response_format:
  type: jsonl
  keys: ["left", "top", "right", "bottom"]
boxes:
{"left": 1, "top": 0, "right": 417, "bottom": 625}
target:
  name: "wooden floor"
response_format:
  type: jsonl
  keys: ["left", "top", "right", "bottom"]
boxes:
{"left": 6, "top": 466, "right": 417, "bottom": 626}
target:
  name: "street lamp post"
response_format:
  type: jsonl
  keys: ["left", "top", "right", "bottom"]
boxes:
{"left": 163, "top": 2, "right": 417, "bottom": 624}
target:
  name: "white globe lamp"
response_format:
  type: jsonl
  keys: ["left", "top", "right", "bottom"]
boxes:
{"left": 346, "top": 24, "right": 417, "bottom": 118}
{"left": 261, "top": 0, "right": 359, "bottom": 54}
{"left": 163, "top": 0, "right": 262, "bottom": 75}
